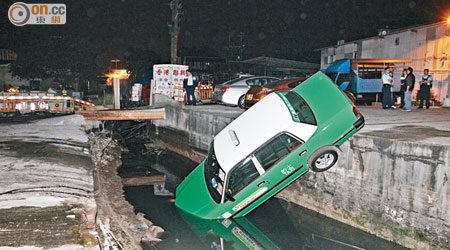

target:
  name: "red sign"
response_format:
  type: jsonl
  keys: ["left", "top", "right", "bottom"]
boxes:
{"left": 180, "top": 70, "right": 186, "bottom": 76}
{"left": 156, "top": 69, "right": 162, "bottom": 75}
{"left": 173, "top": 69, "right": 178, "bottom": 76}
{"left": 164, "top": 69, "right": 169, "bottom": 75}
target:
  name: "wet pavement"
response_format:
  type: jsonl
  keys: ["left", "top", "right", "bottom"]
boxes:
{"left": 119, "top": 135, "right": 407, "bottom": 250}
{"left": 358, "top": 106, "right": 450, "bottom": 145}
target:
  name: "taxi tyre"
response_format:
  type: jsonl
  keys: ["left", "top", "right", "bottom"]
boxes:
{"left": 238, "top": 95, "right": 247, "bottom": 109}
{"left": 307, "top": 145, "right": 339, "bottom": 172}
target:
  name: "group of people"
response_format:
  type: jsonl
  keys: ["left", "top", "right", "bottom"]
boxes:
{"left": 382, "top": 67, "right": 433, "bottom": 111}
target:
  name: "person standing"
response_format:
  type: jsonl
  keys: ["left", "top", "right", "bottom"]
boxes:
{"left": 399, "top": 68, "right": 407, "bottom": 108}
{"left": 418, "top": 69, "right": 433, "bottom": 109}
{"left": 183, "top": 72, "right": 197, "bottom": 105}
{"left": 402, "top": 67, "right": 415, "bottom": 112}
{"left": 389, "top": 71, "right": 396, "bottom": 109}
{"left": 382, "top": 67, "right": 393, "bottom": 109}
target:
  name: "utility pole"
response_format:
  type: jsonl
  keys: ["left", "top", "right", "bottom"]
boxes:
{"left": 169, "top": 0, "right": 182, "bottom": 64}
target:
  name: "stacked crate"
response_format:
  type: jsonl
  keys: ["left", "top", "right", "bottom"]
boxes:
{"left": 131, "top": 84, "right": 142, "bottom": 102}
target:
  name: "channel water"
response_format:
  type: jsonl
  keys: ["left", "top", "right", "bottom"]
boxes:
{"left": 119, "top": 135, "right": 405, "bottom": 250}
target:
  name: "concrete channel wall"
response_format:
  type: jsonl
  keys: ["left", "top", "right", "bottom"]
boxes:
{"left": 151, "top": 102, "right": 241, "bottom": 163}
{"left": 149, "top": 100, "right": 450, "bottom": 249}
{"left": 278, "top": 135, "right": 450, "bottom": 250}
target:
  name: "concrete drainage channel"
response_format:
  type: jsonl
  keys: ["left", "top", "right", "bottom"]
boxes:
{"left": 102, "top": 119, "right": 406, "bottom": 250}
{"left": 2, "top": 109, "right": 447, "bottom": 249}
{"left": 81, "top": 107, "right": 450, "bottom": 249}
{"left": 145, "top": 97, "right": 450, "bottom": 250}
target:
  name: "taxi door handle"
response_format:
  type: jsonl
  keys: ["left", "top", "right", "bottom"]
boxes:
{"left": 257, "top": 180, "right": 268, "bottom": 187}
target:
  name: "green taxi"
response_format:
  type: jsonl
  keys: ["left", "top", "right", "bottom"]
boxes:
{"left": 175, "top": 72, "right": 364, "bottom": 219}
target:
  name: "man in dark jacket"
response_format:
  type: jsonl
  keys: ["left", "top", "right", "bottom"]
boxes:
{"left": 399, "top": 68, "right": 407, "bottom": 108}
{"left": 402, "top": 67, "right": 415, "bottom": 112}
{"left": 418, "top": 69, "right": 433, "bottom": 109}
{"left": 183, "top": 72, "right": 197, "bottom": 105}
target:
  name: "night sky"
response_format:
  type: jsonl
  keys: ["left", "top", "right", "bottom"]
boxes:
{"left": 1, "top": 0, "right": 450, "bottom": 63}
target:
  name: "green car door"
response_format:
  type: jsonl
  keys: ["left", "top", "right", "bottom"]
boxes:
{"left": 225, "top": 133, "right": 307, "bottom": 218}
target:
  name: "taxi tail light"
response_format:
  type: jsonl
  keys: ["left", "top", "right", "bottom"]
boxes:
{"left": 353, "top": 106, "right": 360, "bottom": 117}
{"left": 220, "top": 87, "right": 230, "bottom": 92}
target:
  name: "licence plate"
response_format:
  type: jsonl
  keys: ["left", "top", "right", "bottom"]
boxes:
{"left": 246, "top": 94, "right": 253, "bottom": 100}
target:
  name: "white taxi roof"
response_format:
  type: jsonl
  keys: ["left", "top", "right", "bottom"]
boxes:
{"left": 213, "top": 93, "right": 317, "bottom": 173}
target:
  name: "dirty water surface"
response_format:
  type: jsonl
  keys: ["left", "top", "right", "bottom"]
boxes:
{"left": 119, "top": 136, "right": 407, "bottom": 250}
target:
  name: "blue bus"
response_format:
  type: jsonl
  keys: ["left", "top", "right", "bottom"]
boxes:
{"left": 325, "top": 59, "right": 411, "bottom": 105}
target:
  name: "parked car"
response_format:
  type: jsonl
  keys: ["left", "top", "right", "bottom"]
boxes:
{"left": 212, "top": 76, "right": 280, "bottom": 108}
{"left": 244, "top": 77, "right": 356, "bottom": 109}
{"left": 244, "top": 77, "right": 306, "bottom": 109}
{"left": 175, "top": 72, "right": 365, "bottom": 219}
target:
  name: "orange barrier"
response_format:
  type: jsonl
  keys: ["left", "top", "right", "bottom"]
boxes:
{"left": 172, "top": 85, "right": 214, "bottom": 102}
{"left": 196, "top": 85, "right": 213, "bottom": 100}
{"left": 73, "top": 98, "right": 96, "bottom": 112}
{"left": 0, "top": 96, "right": 94, "bottom": 113}
{"left": 42, "top": 96, "right": 73, "bottom": 113}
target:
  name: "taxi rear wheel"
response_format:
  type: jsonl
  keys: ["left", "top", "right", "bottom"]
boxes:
{"left": 238, "top": 95, "right": 247, "bottom": 109}
{"left": 308, "top": 146, "right": 339, "bottom": 172}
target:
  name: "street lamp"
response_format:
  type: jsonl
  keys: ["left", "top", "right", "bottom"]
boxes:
{"left": 108, "top": 69, "right": 129, "bottom": 110}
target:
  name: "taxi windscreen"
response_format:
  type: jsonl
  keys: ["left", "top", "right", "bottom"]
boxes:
{"left": 204, "top": 142, "right": 226, "bottom": 203}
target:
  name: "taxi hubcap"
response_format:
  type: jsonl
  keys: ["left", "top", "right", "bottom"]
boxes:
{"left": 315, "top": 153, "right": 335, "bottom": 169}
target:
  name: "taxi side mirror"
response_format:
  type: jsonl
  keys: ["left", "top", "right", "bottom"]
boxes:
{"left": 225, "top": 191, "right": 235, "bottom": 202}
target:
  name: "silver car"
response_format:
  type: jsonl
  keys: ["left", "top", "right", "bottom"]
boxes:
{"left": 212, "top": 76, "right": 280, "bottom": 108}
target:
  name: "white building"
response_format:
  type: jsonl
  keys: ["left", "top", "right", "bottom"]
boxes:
{"left": 318, "top": 21, "right": 450, "bottom": 102}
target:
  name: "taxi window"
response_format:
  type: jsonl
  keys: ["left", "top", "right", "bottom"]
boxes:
{"left": 254, "top": 134, "right": 302, "bottom": 171}
{"left": 228, "top": 157, "right": 260, "bottom": 195}
{"left": 283, "top": 92, "right": 317, "bottom": 125}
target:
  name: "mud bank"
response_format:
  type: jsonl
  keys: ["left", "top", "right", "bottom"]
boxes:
{"left": 0, "top": 113, "right": 164, "bottom": 249}
{"left": 147, "top": 98, "right": 450, "bottom": 250}
{"left": 89, "top": 129, "right": 164, "bottom": 250}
